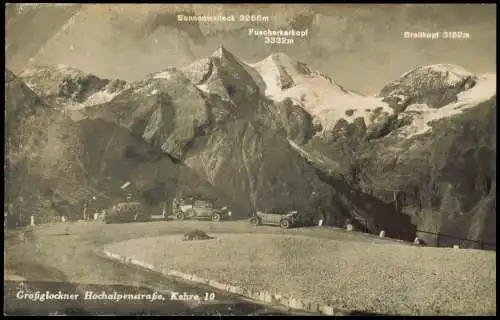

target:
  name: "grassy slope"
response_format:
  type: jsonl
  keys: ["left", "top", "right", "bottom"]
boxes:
{"left": 105, "top": 232, "right": 496, "bottom": 316}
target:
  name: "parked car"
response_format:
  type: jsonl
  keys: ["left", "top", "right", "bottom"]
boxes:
{"left": 104, "top": 202, "right": 150, "bottom": 224}
{"left": 248, "top": 210, "right": 301, "bottom": 229}
{"left": 173, "top": 199, "right": 231, "bottom": 222}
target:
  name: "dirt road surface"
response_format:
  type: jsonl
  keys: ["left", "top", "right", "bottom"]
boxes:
{"left": 5, "top": 220, "right": 324, "bottom": 316}
{"left": 4, "top": 219, "right": 404, "bottom": 315}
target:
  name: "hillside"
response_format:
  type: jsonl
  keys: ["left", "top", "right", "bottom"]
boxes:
{"left": 4, "top": 70, "right": 237, "bottom": 225}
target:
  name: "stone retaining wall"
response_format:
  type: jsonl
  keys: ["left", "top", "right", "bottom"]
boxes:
{"left": 97, "top": 248, "right": 338, "bottom": 315}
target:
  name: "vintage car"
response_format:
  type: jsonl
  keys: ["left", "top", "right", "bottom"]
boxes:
{"left": 248, "top": 210, "right": 301, "bottom": 229}
{"left": 104, "top": 202, "right": 151, "bottom": 224}
{"left": 173, "top": 199, "right": 231, "bottom": 222}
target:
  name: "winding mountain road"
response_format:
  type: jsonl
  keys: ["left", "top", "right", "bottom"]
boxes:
{"left": 4, "top": 220, "right": 314, "bottom": 316}
{"left": 4, "top": 219, "right": 404, "bottom": 315}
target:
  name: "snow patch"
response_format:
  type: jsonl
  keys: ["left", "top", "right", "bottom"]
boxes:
{"left": 273, "top": 82, "right": 392, "bottom": 130}
{"left": 83, "top": 90, "right": 120, "bottom": 106}
{"left": 399, "top": 73, "right": 496, "bottom": 138}
{"left": 196, "top": 84, "right": 210, "bottom": 94}
{"left": 248, "top": 54, "right": 391, "bottom": 132}
{"left": 287, "top": 139, "right": 319, "bottom": 162}
{"left": 287, "top": 139, "right": 341, "bottom": 170}
{"left": 153, "top": 71, "right": 171, "bottom": 80}
{"left": 55, "top": 64, "right": 76, "bottom": 73}
{"left": 399, "top": 64, "right": 475, "bottom": 87}
{"left": 248, "top": 56, "right": 283, "bottom": 96}
{"left": 65, "top": 88, "right": 123, "bottom": 111}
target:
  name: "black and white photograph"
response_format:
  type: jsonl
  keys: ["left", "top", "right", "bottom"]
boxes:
{"left": 4, "top": 3, "right": 496, "bottom": 316}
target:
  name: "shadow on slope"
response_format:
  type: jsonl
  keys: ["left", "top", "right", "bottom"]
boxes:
{"left": 314, "top": 168, "right": 417, "bottom": 242}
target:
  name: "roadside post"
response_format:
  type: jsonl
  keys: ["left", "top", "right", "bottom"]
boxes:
{"left": 82, "top": 202, "right": 88, "bottom": 221}
{"left": 18, "top": 196, "right": 24, "bottom": 226}
{"left": 162, "top": 200, "right": 167, "bottom": 218}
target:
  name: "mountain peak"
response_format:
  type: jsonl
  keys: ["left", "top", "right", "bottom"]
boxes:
{"left": 211, "top": 45, "right": 232, "bottom": 59}
{"left": 400, "top": 63, "right": 474, "bottom": 80}
{"left": 381, "top": 63, "right": 479, "bottom": 109}
{"left": 268, "top": 52, "right": 292, "bottom": 61}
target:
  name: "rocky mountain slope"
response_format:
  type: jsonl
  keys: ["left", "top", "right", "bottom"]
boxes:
{"left": 5, "top": 70, "right": 238, "bottom": 224}
{"left": 244, "top": 55, "right": 496, "bottom": 247}
{"left": 20, "top": 64, "right": 127, "bottom": 110}
{"left": 7, "top": 47, "right": 495, "bottom": 247}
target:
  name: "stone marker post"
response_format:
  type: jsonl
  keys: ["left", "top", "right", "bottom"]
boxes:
{"left": 30, "top": 215, "right": 35, "bottom": 227}
{"left": 162, "top": 201, "right": 167, "bottom": 217}
{"left": 82, "top": 202, "right": 88, "bottom": 221}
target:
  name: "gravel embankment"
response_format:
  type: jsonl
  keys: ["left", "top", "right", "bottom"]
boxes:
{"left": 105, "top": 233, "right": 496, "bottom": 316}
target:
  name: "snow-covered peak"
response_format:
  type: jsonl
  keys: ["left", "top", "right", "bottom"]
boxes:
{"left": 19, "top": 64, "right": 129, "bottom": 110}
{"left": 211, "top": 45, "right": 231, "bottom": 59}
{"left": 21, "top": 64, "right": 86, "bottom": 79}
{"left": 181, "top": 46, "right": 261, "bottom": 103}
{"left": 181, "top": 58, "right": 212, "bottom": 85}
{"left": 147, "top": 67, "right": 177, "bottom": 80}
{"left": 394, "top": 72, "right": 496, "bottom": 139}
{"left": 153, "top": 71, "right": 171, "bottom": 80}
{"left": 247, "top": 52, "right": 390, "bottom": 132}
{"left": 248, "top": 52, "right": 351, "bottom": 96}
{"left": 210, "top": 45, "right": 247, "bottom": 71}
{"left": 381, "top": 63, "right": 478, "bottom": 109}
{"left": 399, "top": 64, "right": 475, "bottom": 87}
{"left": 266, "top": 52, "right": 303, "bottom": 75}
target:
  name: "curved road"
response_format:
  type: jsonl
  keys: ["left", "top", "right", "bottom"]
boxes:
{"left": 4, "top": 219, "right": 403, "bottom": 315}
{"left": 4, "top": 220, "right": 323, "bottom": 316}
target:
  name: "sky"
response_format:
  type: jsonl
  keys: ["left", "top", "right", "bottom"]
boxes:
{"left": 5, "top": 4, "right": 496, "bottom": 94}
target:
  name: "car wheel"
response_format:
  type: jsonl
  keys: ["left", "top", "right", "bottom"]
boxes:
{"left": 176, "top": 212, "right": 185, "bottom": 221}
{"left": 135, "top": 214, "right": 149, "bottom": 222}
{"left": 249, "top": 217, "right": 260, "bottom": 225}
{"left": 280, "top": 219, "right": 291, "bottom": 229}
{"left": 133, "top": 212, "right": 142, "bottom": 222}
{"left": 186, "top": 209, "right": 195, "bottom": 218}
{"left": 211, "top": 213, "right": 221, "bottom": 222}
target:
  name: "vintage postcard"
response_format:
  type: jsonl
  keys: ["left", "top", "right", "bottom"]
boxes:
{"left": 4, "top": 3, "right": 496, "bottom": 316}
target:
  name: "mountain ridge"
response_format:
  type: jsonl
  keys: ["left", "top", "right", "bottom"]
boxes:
{"left": 6, "top": 47, "right": 496, "bottom": 246}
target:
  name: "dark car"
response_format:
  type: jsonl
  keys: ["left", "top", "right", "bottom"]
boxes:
{"left": 248, "top": 210, "right": 301, "bottom": 229}
{"left": 104, "top": 202, "right": 151, "bottom": 224}
{"left": 173, "top": 199, "right": 232, "bottom": 222}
